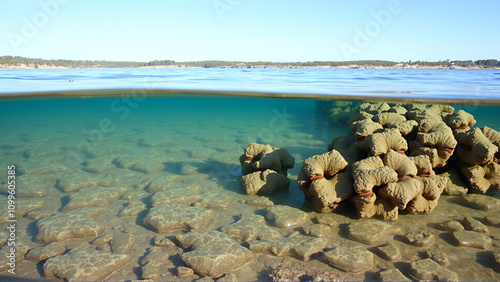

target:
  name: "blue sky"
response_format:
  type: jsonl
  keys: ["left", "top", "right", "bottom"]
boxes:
{"left": 0, "top": 0, "right": 499, "bottom": 62}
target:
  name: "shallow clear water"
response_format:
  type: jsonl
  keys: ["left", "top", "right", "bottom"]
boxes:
{"left": 1, "top": 68, "right": 500, "bottom": 102}
{"left": 1, "top": 69, "right": 500, "bottom": 281}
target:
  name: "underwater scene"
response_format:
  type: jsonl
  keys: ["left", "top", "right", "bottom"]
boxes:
{"left": 1, "top": 69, "right": 500, "bottom": 281}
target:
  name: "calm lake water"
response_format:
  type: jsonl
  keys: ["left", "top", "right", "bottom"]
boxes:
{"left": 1, "top": 68, "right": 500, "bottom": 281}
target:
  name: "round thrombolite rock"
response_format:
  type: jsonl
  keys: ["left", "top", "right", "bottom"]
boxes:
{"left": 450, "top": 230, "right": 492, "bottom": 249}
{"left": 346, "top": 220, "right": 401, "bottom": 245}
{"left": 460, "top": 193, "right": 500, "bottom": 211}
{"left": 489, "top": 252, "right": 500, "bottom": 272}
{"left": 264, "top": 205, "right": 309, "bottom": 228}
{"left": 376, "top": 242, "right": 401, "bottom": 261}
{"left": 377, "top": 268, "right": 411, "bottom": 282}
{"left": 404, "top": 230, "right": 435, "bottom": 247}
{"left": 321, "top": 245, "right": 374, "bottom": 272}
{"left": 408, "top": 258, "right": 458, "bottom": 281}
{"left": 424, "top": 249, "right": 449, "bottom": 266}
{"left": 462, "top": 216, "right": 489, "bottom": 233}
{"left": 438, "top": 220, "right": 464, "bottom": 231}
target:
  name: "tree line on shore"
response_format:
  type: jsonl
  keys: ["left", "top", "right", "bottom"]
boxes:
{"left": 1, "top": 56, "right": 499, "bottom": 69}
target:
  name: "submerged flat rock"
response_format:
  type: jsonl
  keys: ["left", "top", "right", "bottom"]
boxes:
{"left": 489, "top": 251, "right": 500, "bottom": 272}
{"left": 144, "top": 175, "right": 181, "bottom": 193}
{"left": 460, "top": 194, "right": 500, "bottom": 211}
{"left": 0, "top": 174, "right": 56, "bottom": 197}
{"left": 301, "top": 224, "right": 331, "bottom": 238}
{"left": 265, "top": 205, "right": 309, "bottom": 228}
{"left": 248, "top": 236, "right": 328, "bottom": 261}
{"left": 483, "top": 216, "right": 500, "bottom": 227}
{"left": 462, "top": 216, "right": 489, "bottom": 233}
{"left": 118, "top": 200, "right": 147, "bottom": 217}
{"left": 322, "top": 245, "right": 374, "bottom": 273}
{"left": 0, "top": 197, "right": 46, "bottom": 224}
{"left": 408, "top": 258, "right": 459, "bottom": 281}
{"left": 57, "top": 172, "right": 113, "bottom": 193}
{"left": 62, "top": 186, "right": 129, "bottom": 211}
{"left": 193, "top": 190, "right": 234, "bottom": 210}
{"left": 246, "top": 197, "right": 275, "bottom": 207}
{"left": 143, "top": 203, "right": 213, "bottom": 232}
{"left": 220, "top": 214, "right": 281, "bottom": 242}
{"left": 149, "top": 186, "right": 202, "bottom": 207}
{"left": 110, "top": 232, "right": 136, "bottom": 254}
{"left": 176, "top": 230, "right": 253, "bottom": 278}
{"left": 376, "top": 242, "right": 401, "bottom": 261}
{"left": 450, "top": 230, "right": 492, "bottom": 249}
{"left": 36, "top": 208, "right": 105, "bottom": 243}
{"left": 425, "top": 249, "right": 449, "bottom": 266}
{"left": 378, "top": 268, "right": 411, "bottom": 282}
{"left": 438, "top": 220, "right": 464, "bottom": 231}
{"left": 0, "top": 242, "right": 30, "bottom": 272}
{"left": 346, "top": 220, "right": 401, "bottom": 245}
{"left": 25, "top": 242, "right": 66, "bottom": 262}
{"left": 43, "top": 247, "right": 130, "bottom": 281}
{"left": 404, "top": 230, "right": 435, "bottom": 247}
{"left": 17, "top": 155, "right": 67, "bottom": 175}
{"left": 82, "top": 155, "right": 118, "bottom": 174}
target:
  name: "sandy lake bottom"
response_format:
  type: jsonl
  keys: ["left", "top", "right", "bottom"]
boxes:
{"left": 1, "top": 96, "right": 500, "bottom": 281}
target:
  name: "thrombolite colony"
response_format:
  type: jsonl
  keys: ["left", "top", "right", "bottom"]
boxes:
{"left": 1, "top": 101, "right": 500, "bottom": 281}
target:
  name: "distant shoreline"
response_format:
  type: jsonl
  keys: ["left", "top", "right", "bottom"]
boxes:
{"left": 0, "top": 64, "right": 497, "bottom": 70}
{"left": 1, "top": 56, "right": 499, "bottom": 70}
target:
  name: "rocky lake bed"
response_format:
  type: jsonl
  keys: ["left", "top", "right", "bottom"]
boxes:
{"left": 1, "top": 98, "right": 500, "bottom": 281}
